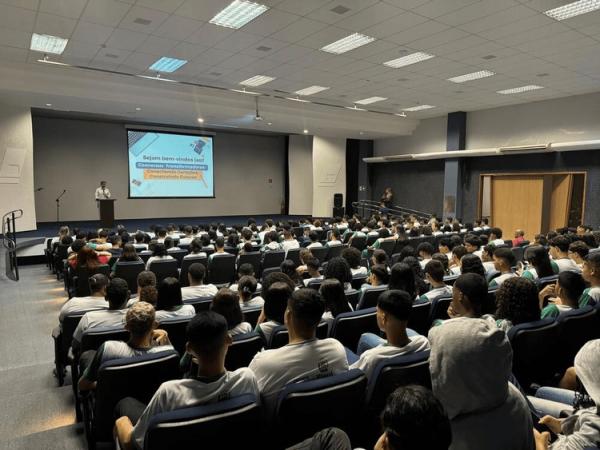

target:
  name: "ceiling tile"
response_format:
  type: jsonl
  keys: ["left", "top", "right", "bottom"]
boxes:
{"left": 81, "top": 0, "right": 132, "bottom": 27}
{"left": 0, "top": 4, "right": 36, "bottom": 31}
{"left": 306, "top": 0, "right": 379, "bottom": 25}
{"left": 241, "top": 8, "right": 300, "bottom": 37}
{"left": 135, "top": 0, "right": 186, "bottom": 13}
{"left": 385, "top": 20, "right": 450, "bottom": 45}
{"left": 412, "top": 0, "right": 482, "bottom": 19}
{"left": 335, "top": 2, "right": 406, "bottom": 32}
{"left": 39, "top": 0, "right": 88, "bottom": 19}
{"left": 118, "top": 50, "right": 159, "bottom": 71}
{"left": 239, "top": 37, "right": 289, "bottom": 58}
{"left": 213, "top": 31, "right": 263, "bottom": 53}
{"left": 362, "top": 12, "right": 430, "bottom": 39}
{"left": 137, "top": 35, "right": 178, "bottom": 55}
{"left": 435, "top": 0, "right": 519, "bottom": 27}
{"left": 0, "top": 45, "right": 28, "bottom": 62}
{"left": 152, "top": 15, "right": 203, "bottom": 41}
{"left": 174, "top": 0, "right": 230, "bottom": 22}
{"left": 105, "top": 28, "right": 148, "bottom": 51}
{"left": 269, "top": 17, "right": 328, "bottom": 43}
{"left": 274, "top": 0, "right": 323, "bottom": 15}
{"left": 169, "top": 41, "right": 209, "bottom": 60}
{"left": 34, "top": 12, "right": 77, "bottom": 37}
{"left": 217, "top": 53, "right": 258, "bottom": 70}
{"left": 267, "top": 44, "right": 314, "bottom": 63}
{"left": 119, "top": 5, "right": 169, "bottom": 33}
{"left": 0, "top": 0, "right": 40, "bottom": 10}
{"left": 185, "top": 23, "right": 233, "bottom": 46}
{"left": 61, "top": 40, "right": 100, "bottom": 63}
{"left": 94, "top": 46, "right": 130, "bottom": 64}
{"left": 406, "top": 27, "right": 471, "bottom": 50}
{"left": 196, "top": 47, "right": 236, "bottom": 66}
{"left": 296, "top": 25, "right": 355, "bottom": 50}
{"left": 70, "top": 20, "right": 114, "bottom": 45}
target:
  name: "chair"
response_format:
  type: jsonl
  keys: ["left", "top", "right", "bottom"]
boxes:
{"left": 507, "top": 318, "right": 562, "bottom": 390}
{"left": 306, "top": 279, "right": 323, "bottom": 291}
{"left": 392, "top": 239, "right": 410, "bottom": 255}
{"left": 81, "top": 350, "right": 180, "bottom": 447}
{"left": 274, "top": 369, "right": 367, "bottom": 447}
{"left": 237, "top": 252, "right": 262, "bottom": 276}
{"left": 379, "top": 240, "right": 396, "bottom": 257}
{"left": 179, "top": 256, "right": 208, "bottom": 287}
{"left": 408, "top": 302, "right": 431, "bottom": 336}
{"left": 357, "top": 286, "right": 387, "bottom": 310}
{"left": 158, "top": 317, "right": 192, "bottom": 355}
{"left": 350, "top": 236, "right": 367, "bottom": 251}
{"left": 536, "top": 275, "right": 559, "bottom": 290}
{"left": 310, "top": 246, "right": 329, "bottom": 263}
{"left": 70, "top": 265, "right": 111, "bottom": 298}
{"left": 443, "top": 274, "right": 460, "bottom": 285}
{"left": 326, "top": 245, "right": 344, "bottom": 260}
{"left": 429, "top": 296, "right": 452, "bottom": 323}
{"left": 261, "top": 267, "right": 281, "bottom": 281}
{"left": 243, "top": 307, "right": 262, "bottom": 328}
{"left": 262, "top": 250, "right": 286, "bottom": 270}
{"left": 184, "top": 296, "right": 213, "bottom": 313}
{"left": 268, "top": 322, "right": 329, "bottom": 349}
{"left": 148, "top": 259, "right": 179, "bottom": 284}
{"left": 285, "top": 248, "right": 302, "bottom": 266}
{"left": 139, "top": 251, "right": 152, "bottom": 264}
{"left": 366, "top": 234, "right": 379, "bottom": 247}
{"left": 556, "top": 306, "right": 600, "bottom": 369}
{"left": 345, "top": 289, "right": 360, "bottom": 309}
{"left": 351, "top": 274, "right": 369, "bottom": 290}
{"left": 53, "top": 313, "right": 84, "bottom": 386}
{"left": 208, "top": 254, "right": 236, "bottom": 286}
{"left": 169, "top": 249, "right": 188, "bottom": 267}
{"left": 486, "top": 270, "right": 501, "bottom": 283}
{"left": 114, "top": 261, "right": 145, "bottom": 293}
{"left": 143, "top": 394, "right": 261, "bottom": 450}
{"left": 511, "top": 246, "right": 525, "bottom": 263}
{"left": 329, "top": 308, "right": 379, "bottom": 353}
{"left": 225, "top": 332, "right": 264, "bottom": 371}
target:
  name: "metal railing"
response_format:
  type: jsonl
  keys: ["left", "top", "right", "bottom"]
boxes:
{"left": 2, "top": 209, "right": 22, "bottom": 281}
{"left": 351, "top": 200, "right": 433, "bottom": 221}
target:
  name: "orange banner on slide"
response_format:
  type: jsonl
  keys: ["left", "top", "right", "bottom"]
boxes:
{"left": 144, "top": 169, "right": 203, "bottom": 180}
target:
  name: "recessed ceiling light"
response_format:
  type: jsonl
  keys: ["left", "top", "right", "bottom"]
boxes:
{"left": 209, "top": 0, "right": 269, "bottom": 29}
{"left": 303, "top": 129, "right": 309, "bottom": 134}
{"left": 537, "top": 73, "right": 550, "bottom": 77}
{"left": 330, "top": 5, "right": 351, "bottom": 14}
{"left": 133, "top": 18, "right": 152, "bottom": 25}
{"left": 135, "top": 107, "right": 141, "bottom": 111}
{"left": 267, "top": 122, "right": 272, "bottom": 125}
{"left": 394, "top": 112, "right": 407, "bottom": 117}
{"left": 240, "top": 75, "right": 276, "bottom": 86}
{"left": 544, "top": 0, "right": 600, "bottom": 20}
{"left": 481, "top": 54, "right": 496, "bottom": 60}
{"left": 294, "top": 85, "right": 330, "bottom": 96}
{"left": 345, "top": 105, "right": 367, "bottom": 111}
{"left": 30, "top": 33, "right": 68, "bottom": 55}
{"left": 402, "top": 104, "right": 436, "bottom": 112}
{"left": 354, "top": 96, "right": 387, "bottom": 105}
{"left": 46, "top": 103, "right": 52, "bottom": 107}
{"left": 320, "top": 33, "right": 376, "bottom": 54}
{"left": 383, "top": 52, "right": 435, "bottom": 68}
{"left": 137, "top": 74, "right": 177, "bottom": 82}
{"left": 285, "top": 97, "right": 311, "bottom": 103}
{"left": 447, "top": 70, "right": 495, "bottom": 83}
{"left": 497, "top": 85, "right": 544, "bottom": 94}
{"left": 230, "top": 88, "right": 261, "bottom": 95}
{"left": 359, "top": 131, "right": 364, "bottom": 135}
{"left": 149, "top": 57, "right": 187, "bottom": 73}
{"left": 197, "top": 117, "right": 204, "bottom": 123}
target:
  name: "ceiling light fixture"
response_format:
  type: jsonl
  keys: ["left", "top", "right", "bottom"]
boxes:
{"left": 267, "top": 122, "right": 272, "bottom": 125}
{"left": 240, "top": 75, "right": 276, "bottom": 86}
{"left": 148, "top": 57, "right": 188, "bottom": 73}
{"left": 447, "top": 70, "right": 495, "bottom": 83}
{"left": 544, "top": 0, "right": 600, "bottom": 20}
{"left": 320, "top": 33, "right": 375, "bottom": 54}
{"left": 135, "top": 107, "right": 141, "bottom": 111}
{"left": 209, "top": 0, "right": 269, "bottom": 29}
{"left": 303, "top": 129, "right": 309, "bottom": 134}
{"left": 402, "top": 104, "right": 436, "bottom": 112}
{"left": 383, "top": 52, "right": 435, "bottom": 68}
{"left": 230, "top": 88, "right": 261, "bottom": 95}
{"left": 30, "top": 33, "right": 68, "bottom": 55}
{"left": 394, "top": 112, "right": 407, "bottom": 117}
{"left": 46, "top": 103, "right": 52, "bottom": 107}
{"left": 497, "top": 85, "right": 544, "bottom": 94}
{"left": 197, "top": 117, "right": 204, "bottom": 123}
{"left": 345, "top": 105, "right": 367, "bottom": 111}
{"left": 294, "top": 85, "right": 330, "bottom": 96}
{"left": 285, "top": 96, "right": 311, "bottom": 103}
{"left": 354, "top": 96, "right": 387, "bottom": 105}
{"left": 37, "top": 55, "right": 70, "bottom": 66}
{"left": 136, "top": 74, "right": 177, "bottom": 82}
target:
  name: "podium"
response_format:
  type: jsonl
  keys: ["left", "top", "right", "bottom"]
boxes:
{"left": 97, "top": 199, "right": 116, "bottom": 228}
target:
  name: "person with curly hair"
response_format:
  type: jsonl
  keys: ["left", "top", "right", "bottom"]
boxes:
{"left": 323, "top": 257, "right": 353, "bottom": 291}
{"left": 460, "top": 253, "right": 486, "bottom": 277}
{"left": 341, "top": 246, "right": 367, "bottom": 277}
{"left": 486, "top": 277, "right": 540, "bottom": 332}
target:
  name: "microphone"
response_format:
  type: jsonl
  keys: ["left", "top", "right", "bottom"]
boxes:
{"left": 35, "top": 187, "right": 43, "bottom": 192}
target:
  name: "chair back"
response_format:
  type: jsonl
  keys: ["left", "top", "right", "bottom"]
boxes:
{"left": 345, "top": 289, "right": 360, "bottom": 309}
{"left": 351, "top": 274, "right": 369, "bottom": 290}
{"left": 392, "top": 239, "right": 410, "bottom": 255}
{"left": 179, "top": 256, "right": 208, "bottom": 287}
{"left": 237, "top": 252, "right": 262, "bottom": 276}
{"left": 357, "top": 286, "right": 387, "bottom": 310}
{"left": 262, "top": 250, "right": 286, "bottom": 270}
{"left": 408, "top": 302, "right": 431, "bottom": 336}
{"left": 207, "top": 254, "right": 236, "bottom": 285}
{"left": 557, "top": 306, "right": 600, "bottom": 369}
{"left": 158, "top": 317, "right": 192, "bottom": 355}
{"left": 80, "top": 326, "right": 130, "bottom": 353}
{"left": 184, "top": 296, "right": 213, "bottom": 313}
{"left": 329, "top": 308, "right": 379, "bottom": 353}
{"left": 350, "top": 236, "right": 367, "bottom": 251}
{"left": 366, "top": 234, "right": 379, "bottom": 246}
{"left": 380, "top": 240, "right": 396, "bottom": 257}
{"left": 168, "top": 249, "right": 188, "bottom": 267}
{"left": 429, "top": 296, "right": 452, "bottom": 323}
{"left": 74, "top": 265, "right": 110, "bottom": 297}
{"left": 511, "top": 246, "right": 525, "bottom": 263}
{"left": 243, "top": 306, "right": 262, "bottom": 328}
{"left": 536, "top": 275, "right": 559, "bottom": 290}
{"left": 114, "top": 261, "right": 146, "bottom": 293}
{"left": 306, "top": 279, "right": 323, "bottom": 291}
{"left": 443, "top": 274, "right": 460, "bottom": 285}
{"left": 326, "top": 245, "right": 344, "bottom": 260}
{"left": 285, "top": 248, "right": 302, "bottom": 266}
{"left": 225, "top": 332, "right": 264, "bottom": 371}
{"left": 310, "top": 247, "right": 329, "bottom": 262}
{"left": 149, "top": 259, "right": 179, "bottom": 284}
{"left": 58, "top": 313, "right": 85, "bottom": 364}
{"left": 261, "top": 267, "right": 281, "bottom": 281}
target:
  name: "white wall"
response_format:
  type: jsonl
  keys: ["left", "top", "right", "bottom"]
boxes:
{"left": 374, "top": 116, "right": 447, "bottom": 156}
{"left": 288, "top": 135, "right": 313, "bottom": 216}
{"left": 312, "top": 136, "right": 346, "bottom": 217}
{"left": 0, "top": 104, "right": 36, "bottom": 231}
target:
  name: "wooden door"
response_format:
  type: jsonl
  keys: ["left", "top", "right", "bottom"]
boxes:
{"left": 549, "top": 174, "right": 572, "bottom": 230}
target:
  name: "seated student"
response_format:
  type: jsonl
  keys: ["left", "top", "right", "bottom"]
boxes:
{"left": 539, "top": 271, "right": 586, "bottom": 319}
{"left": 459, "top": 253, "right": 486, "bottom": 277}
{"left": 154, "top": 278, "right": 195, "bottom": 321}
{"left": 306, "top": 231, "right": 323, "bottom": 249}
{"left": 531, "top": 339, "right": 600, "bottom": 450}
{"left": 417, "top": 242, "right": 434, "bottom": 269}
{"left": 249, "top": 289, "right": 348, "bottom": 417}
{"left": 580, "top": 252, "right": 600, "bottom": 306}
{"left": 481, "top": 244, "right": 497, "bottom": 275}
{"left": 237, "top": 275, "right": 264, "bottom": 309}
{"left": 342, "top": 247, "right": 367, "bottom": 277}
{"left": 359, "top": 264, "right": 389, "bottom": 299}
{"left": 374, "top": 385, "right": 452, "bottom": 450}
{"left": 512, "top": 229, "right": 526, "bottom": 247}
{"left": 255, "top": 281, "right": 293, "bottom": 343}
{"left": 281, "top": 229, "right": 300, "bottom": 253}
{"left": 183, "top": 237, "right": 207, "bottom": 260}
{"left": 303, "top": 257, "right": 323, "bottom": 287}
{"left": 323, "top": 257, "right": 353, "bottom": 291}
{"left": 485, "top": 277, "right": 540, "bottom": 332}
{"left": 432, "top": 252, "right": 451, "bottom": 276}
{"left": 489, "top": 227, "right": 506, "bottom": 246}
{"left": 319, "top": 278, "right": 353, "bottom": 329}
{"left": 488, "top": 247, "right": 517, "bottom": 288}
{"left": 326, "top": 229, "right": 343, "bottom": 247}
{"left": 133, "top": 232, "right": 148, "bottom": 250}
{"left": 449, "top": 245, "right": 467, "bottom": 275}
{"left": 370, "top": 249, "right": 388, "bottom": 268}
{"left": 200, "top": 234, "right": 214, "bottom": 251}
{"left": 210, "top": 288, "right": 252, "bottom": 336}
{"left": 115, "top": 311, "right": 259, "bottom": 450}
{"left": 237, "top": 229, "right": 254, "bottom": 250}
{"left": 521, "top": 246, "right": 558, "bottom": 281}
{"left": 568, "top": 241, "right": 589, "bottom": 270}
{"left": 73, "top": 278, "right": 130, "bottom": 346}
{"left": 549, "top": 236, "right": 581, "bottom": 273}
{"left": 295, "top": 248, "right": 313, "bottom": 276}
{"left": 351, "top": 290, "right": 430, "bottom": 380}
{"left": 438, "top": 238, "right": 454, "bottom": 262}
{"left": 280, "top": 259, "right": 303, "bottom": 287}
{"left": 429, "top": 318, "right": 533, "bottom": 450}
{"left": 78, "top": 302, "right": 173, "bottom": 392}
{"left": 178, "top": 225, "right": 194, "bottom": 246}
{"left": 145, "top": 243, "right": 174, "bottom": 270}
{"left": 464, "top": 235, "right": 482, "bottom": 257}
{"left": 419, "top": 260, "right": 452, "bottom": 304}
{"left": 111, "top": 243, "right": 142, "bottom": 274}
{"left": 208, "top": 237, "right": 228, "bottom": 261}
{"left": 435, "top": 273, "right": 488, "bottom": 326}
{"left": 261, "top": 231, "right": 282, "bottom": 253}
{"left": 181, "top": 263, "right": 218, "bottom": 301}
{"left": 138, "top": 285, "right": 158, "bottom": 306}
{"left": 388, "top": 263, "right": 417, "bottom": 302}
{"left": 230, "top": 263, "right": 262, "bottom": 292}
{"left": 59, "top": 273, "right": 109, "bottom": 323}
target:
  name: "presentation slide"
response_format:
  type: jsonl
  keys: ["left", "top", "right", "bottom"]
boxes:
{"left": 127, "top": 129, "right": 214, "bottom": 198}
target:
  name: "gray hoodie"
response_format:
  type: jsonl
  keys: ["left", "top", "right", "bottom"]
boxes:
{"left": 428, "top": 317, "right": 534, "bottom": 450}
{"left": 551, "top": 339, "right": 600, "bottom": 450}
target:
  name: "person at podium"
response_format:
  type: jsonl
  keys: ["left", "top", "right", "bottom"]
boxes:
{"left": 95, "top": 180, "right": 111, "bottom": 200}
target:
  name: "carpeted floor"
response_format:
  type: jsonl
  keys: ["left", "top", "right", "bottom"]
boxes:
{"left": 0, "top": 264, "right": 86, "bottom": 449}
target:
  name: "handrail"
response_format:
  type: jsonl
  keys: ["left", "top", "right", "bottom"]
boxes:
{"left": 351, "top": 200, "right": 432, "bottom": 221}
{"left": 2, "top": 209, "right": 22, "bottom": 250}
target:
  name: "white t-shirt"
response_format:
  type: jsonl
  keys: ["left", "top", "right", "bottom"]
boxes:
{"left": 303, "top": 275, "right": 324, "bottom": 287}
{"left": 132, "top": 369, "right": 259, "bottom": 449}
{"left": 241, "top": 297, "right": 265, "bottom": 309}
{"left": 326, "top": 240, "right": 342, "bottom": 247}
{"left": 256, "top": 320, "right": 281, "bottom": 343}
{"left": 491, "top": 238, "right": 505, "bottom": 246}
{"left": 553, "top": 258, "right": 582, "bottom": 273}
{"left": 307, "top": 242, "right": 323, "bottom": 249}
{"left": 351, "top": 266, "right": 368, "bottom": 277}
{"left": 282, "top": 240, "right": 300, "bottom": 252}
{"left": 94, "top": 187, "right": 111, "bottom": 199}
{"left": 73, "top": 309, "right": 127, "bottom": 343}
{"left": 181, "top": 284, "right": 218, "bottom": 300}
{"left": 59, "top": 296, "right": 107, "bottom": 322}
{"left": 230, "top": 322, "right": 252, "bottom": 336}
{"left": 183, "top": 252, "right": 207, "bottom": 260}
{"left": 249, "top": 338, "right": 348, "bottom": 417}
{"left": 155, "top": 305, "right": 195, "bottom": 322}
{"left": 350, "top": 335, "right": 430, "bottom": 380}
{"left": 489, "top": 272, "right": 516, "bottom": 288}
{"left": 419, "top": 258, "right": 432, "bottom": 269}
{"left": 146, "top": 255, "right": 174, "bottom": 270}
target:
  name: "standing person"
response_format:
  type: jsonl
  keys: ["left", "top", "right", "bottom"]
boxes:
{"left": 380, "top": 187, "right": 394, "bottom": 211}
{"left": 95, "top": 181, "right": 111, "bottom": 200}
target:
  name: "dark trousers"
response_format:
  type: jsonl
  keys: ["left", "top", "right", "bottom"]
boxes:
{"left": 287, "top": 428, "right": 352, "bottom": 450}
{"left": 78, "top": 349, "right": 96, "bottom": 375}
{"left": 115, "top": 397, "right": 147, "bottom": 425}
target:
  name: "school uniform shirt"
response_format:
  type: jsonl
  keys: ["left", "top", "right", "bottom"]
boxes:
{"left": 491, "top": 238, "right": 505, "bottom": 246}
{"left": 489, "top": 272, "right": 516, "bottom": 289}
{"left": 261, "top": 242, "right": 282, "bottom": 252}
{"left": 230, "top": 283, "right": 262, "bottom": 293}
{"left": 178, "top": 237, "right": 193, "bottom": 246}
{"left": 521, "top": 261, "right": 559, "bottom": 281}
{"left": 281, "top": 239, "right": 300, "bottom": 252}
{"left": 326, "top": 240, "right": 342, "bottom": 247}
{"left": 183, "top": 252, "right": 207, "bottom": 260}
{"left": 208, "top": 251, "right": 230, "bottom": 262}
{"left": 306, "top": 242, "right": 323, "bottom": 249}
{"left": 249, "top": 338, "right": 348, "bottom": 418}
{"left": 449, "top": 266, "right": 461, "bottom": 276}
{"left": 145, "top": 254, "right": 174, "bottom": 270}
{"left": 419, "top": 258, "right": 432, "bottom": 269}
{"left": 73, "top": 309, "right": 127, "bottom": 343}
{"left": 350, "top": 335, "right": 430, "bottom": 380}
{"left": 241, "top": 296, "right": 265, "bottom": 309}
{"left": 230, "top": 322, "right": 253, "bottom": 336}
{"left": 155, "top": 304, "right": 195, "bottom": 322}
{"left": 541, "top": 303, "right": 573, "bottom": 319}
{"left": 483, "top": 261, "right": 496, "bottom": 275}
{"left": 553, "top": 258, "right": 582, "bottom": 273}
{"left": 303, "top": 275, "right": 324, "bottom": 287}
{"left": 579, "top": 287, "right": 600, "bottom": 307}
{"left": 59, "top": 296, "right": 107, "bottom": 323}
{"left": 181, "top": 284, "right": 218, "bottom": 301}
{"left": 419, "top": 285, "right": 453, "bottom": 304}
{"left": 132, "top": 369, "right": 259, "bottom": 449}
{"left": 351, "top": 266, "right": 368, "bottom": 277}
{"left": 255, "top": 320, "right": 282, "bottom": 343}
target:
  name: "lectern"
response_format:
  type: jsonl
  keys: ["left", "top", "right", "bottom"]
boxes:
{"left": 97, "top": 199, "right": 116, "bottom": 228}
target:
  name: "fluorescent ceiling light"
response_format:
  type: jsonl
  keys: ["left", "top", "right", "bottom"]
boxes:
{"left": 294, "top": 85, "right": 330, "bottom": 96}
{"left": 384, "top": 52, "right": 435, "bottom": 68}
{"left": 240, "top": 75, "right": 275, "bottom": 86}
{"left": 394, "top": 112, "right": 407, "bottom": 117}
{"left": 230, "top": 88, "right": 261, "bottom": 95}
{"left": 37, "top": 58, "right": 70, "bottom": 67}
{"left": 497, "top": 85, "right": 544, "bottom": 94}
{"left": 321, "top": 33, "right": 376, "bottom": 54}
{"left": 448, "top": 70, "right": 495, "bottom": 83}
{"left": 209, "top": 0, "right": 269, "bottom": 29}
{"left": 354, "top": 96, "right": 387, "bottom": 105}
{"left": 544, "top": 0, "right": 600, "bottom": 20}
{"left": 285, "top": 97, "right": 311, "bottom": 103}
{"left": 30, "top": 33, "right": 68, "bottom": 55}
{"left": 402, "top": 104, "right": 436, "bottom": 112}
{"left": 345, "top": 105, "right": 367, "bottom": 111}
{"left": 149, "top": 57, "right": 187, "bottom": 73}
{"left": 137, "top": 75, "right": 177, "bottom": 82}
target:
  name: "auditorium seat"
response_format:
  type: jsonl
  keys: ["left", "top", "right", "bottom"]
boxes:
{"left": 260, "top": 267, "right": 281, "bottom": 282}
{"left": 262, "top": 250, "right": 286, "bottom": 271}
{"left": 350, "top": 236, "right": 367, "bottom": 251}
{"left": 345, "top": 289, "right": 360, "bottom": 309}
{"left": 242, "top": 306, "right": 262, "bottom": 328}
{"left": 237, "top": 251, "right": 262, "bottom": 276}
{"left": 310, "top": 246, "right": 329, "bottom": 263}
{"left": 183, "top": 296, "right": 213, "bottom": 313}
{"left": 53, "top": 313, "right": 85, "bottom": 386}
{"left": 351, "top": 274, "right": 369, "bottom": 290}
{"left": 179, "top": 256, "right": 208, "bottom": 287}
{"left": 267, "top": 322, "right": 328, "bottom": 349}
{"left": 443, "top": 274, "right": 460, "bottom": 285}
{"left": 328, "top": 308, "right": 378, "bottom": 353}
{"left": 379, "top": 240, "right": 396, "bottom": 257}
{"left": 225, "top": 332, "right": 263, "bottom": 371}
{"left": 114, "top": 260, "right": 145, "bottom": 293}
{"left": 326, "top": 244, "right": 345, "bottom": 260}
{"left": 357, "top": 286, "right": 387, "bottom": 310}
{"left": 408, "top": 302, "right": 431, "bottom": 336}
{"left": 285, "top": 248, "right": 302, "bottom": 266}
{"left": 536, "top": 275, "right": 559, "bottom": 290}
{"left": 556, "top": 306, "right": 600, "bottom": 370}
{"left": 158, "top": 317, "right": 192, "bottom": 355}
{"left": 366, "top": 234, "right": 379, "bottom": 247}
{"left": 70, "top": 265, "right": 110, "bottom": 298}
{"left": 306, "top": 279, "right": 323, "bottom": 291}
{"left": 169, "top": 249, "right": 188, "bottom": 267}
{"left": 511, "top": 246, "right": 525, "bottom": 263}
{"left": 429, "top": 296, "right": 452, "bottom": 323}
{"left": 148, "top": 259, "right": 179, "bottom": 284}
{"left": 207, "top": 254, "right": 236, "bottom": 286}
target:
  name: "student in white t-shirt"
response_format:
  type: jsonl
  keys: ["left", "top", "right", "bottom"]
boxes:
{"left": 417, "top": 242, "right": 434, "bottom": 269}
{"left": 281, "top": 229, "right": 300, "bottom": 253}
{"left": 183, "top": 237, "right": 207, "bottom": 260}
{"left": 550, "top": 235, "right": 582, "bottom": 273}
{"left": 319, "top": 278, "right": 353, "bottom": 330}
{"left": 351, "top": 290, "right": 430, "bottom": 380}
{"left": 249, "top": 288, "right": 348, "bottom": 419}
{"left": 237, "top": 275, "right": 264, "bottom": 310}
{"left": 181, "top": 263, "right": 217, "bottom": 301}
{"left": 306, "top": 231, "right": 323, "bottom": 249}
{"left": 145, "top": 243, "right": 174, "bottom": 270}
{"left": 154, "top": 277, "right": 195, "bottom": 322}
{"left": 489, "top": 227, "right": 506, "bottom": 247}
{"left": 254, "top": 281, "right": 293, "bottom": 343}
{"left": 58, "top": 273, "right": 109, "bottom": 324}
{"left": 115, "top": 311, "right": 260, "bottom": 450}
{"left": 342, "top": 247, "right": 368, "bottom": 277}
{"left": 418, "top": 260, "right": 452, "bottom": 304}
{"left": 489, "top": 247, "right": 517, "bottom": 289}
{"left": 210, "top": 288, "right": 252, "bottom": 336}
{"left": 302, "top": 257, "right": 324, "bottom": 287}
